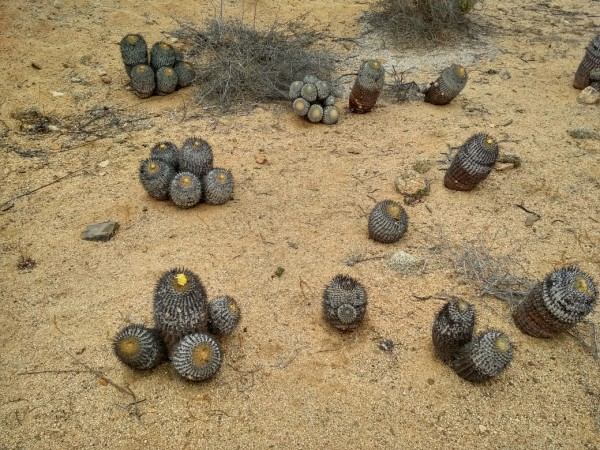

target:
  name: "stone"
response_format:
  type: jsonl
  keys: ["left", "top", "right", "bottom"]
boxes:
{"left": 498, "top": 69, "right": 511, "bottom": 80}
{"left": 395, "top": 169, "right": 429, "bottom": 197}
{"left": 387, "top": 251, "right": 422, "bottom": 274}
{"left": 525, "top": 214, "right": 540, "bottom": 227}
{"left": 82, "top": 221, "right": 119, "bottom": 242}
{"left": 568, "top": 127, "right": 600, "bottom": 140}
{"left": 577, "top": 86, "right": 600, "bottom": 105}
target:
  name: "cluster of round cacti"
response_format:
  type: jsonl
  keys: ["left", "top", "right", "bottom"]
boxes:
{"left": 432, "top": 298, "right": 514, "bottom": 383}
{"left": 290, "top": 75, "right": 340, "bottom": 125}
{"left": 120, "top": 33, "right": 196, "bottom": 98}
{"left": 139, "top": 137, "right": 234, "bottom": 209}
{"left": 322, "top": 274, "right": 368, "bottom": 331}
{"left": 113, "top": 268, "right": 241, "bottom": 382}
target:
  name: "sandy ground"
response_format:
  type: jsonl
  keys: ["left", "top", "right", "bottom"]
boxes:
{"left": 1, "top": 0, "right": 600, "bottom": 448}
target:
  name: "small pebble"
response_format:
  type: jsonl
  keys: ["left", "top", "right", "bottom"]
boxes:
{"left": 101, "top": 75, "right": 112, "bottom": 84}
{"left": 498, "top": 69, "right": 511, "bottom": 80}
{"left": 525, "top": 214, "right": 540, "bottom": 227}
{"left": 31, "top": 62, "right": 42, "bottom": 70}
{"left": 51, "top": 91, "right": 65, "bottom": 97}
{"left": 255, "top": 154, "right": 267, "bottom": 164}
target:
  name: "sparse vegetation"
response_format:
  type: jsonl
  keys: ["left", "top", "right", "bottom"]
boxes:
{"left": 175, "top": 16, "right": 336, "bottom": 113}
{"left": 363, "top": 0, "right": 475, "bottom": 45}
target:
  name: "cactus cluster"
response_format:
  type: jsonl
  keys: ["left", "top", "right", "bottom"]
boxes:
{"left": 322, "top": 274, "right": 368, "bottom": 331}
{"left": 120, "top": 34, "right": 196, "bottom": 98}
{"left": 432, "top": 298, "right": 513, "bottom": 383}
{"left": 113, "top": 267, "right": 241, "bottom": 382}
{"left": 139, "top": 137, "right": 234, "bottom": 209}
{"left": 290, "top": 75, "right": 340, "bottom": 125}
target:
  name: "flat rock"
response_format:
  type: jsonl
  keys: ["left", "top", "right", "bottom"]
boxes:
{"left": 82, "top": 221, "right": 119, "bottom": 241}
{"left": 568, "top": 127, "right": 600, "bottom": 140}
{"left": 387, "top": 251, "right": 423, "bottom": 274}
{"left": 577, "top": 86, "right": 600, "bottom": 105}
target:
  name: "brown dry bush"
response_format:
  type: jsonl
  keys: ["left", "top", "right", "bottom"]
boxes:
{"left": 363, "top": 0, "right": 476, "bottom": 45}
{"left": 175, "top": 16, "right": 336, "bottom": 113}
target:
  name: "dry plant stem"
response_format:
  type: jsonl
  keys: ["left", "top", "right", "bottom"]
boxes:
{"left": 16, "top": 353, "right": 145, "bottom": 418}
{"left": 299, "top": 277, "right": 310, "bottom": 302}
{"left": 567, "top": 322, "right": 599, "bottom": 361}
{"left": 59, "top": 107, "right": 155, "bottom": 150}
{"left": 18, "top": 369, "right": 90, "bottom": 375}
{"left": 0, "top": 169, "right": 83, "bottom": 211}
{"left": 66, "top": 352, "right": 144, "bottom": 419}
{"left": 450, "top": 240, "right": 535, "bottom": 307}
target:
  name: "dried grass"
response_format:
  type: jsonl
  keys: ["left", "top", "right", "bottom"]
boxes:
{"left": 363, "top": 0, "right": 475, "bottom": 46}
{"left": 448, "top": 240, "right": 536, "bottom": 308}
{"left": 175, "top": 16, "right": 337, "bottom": 113}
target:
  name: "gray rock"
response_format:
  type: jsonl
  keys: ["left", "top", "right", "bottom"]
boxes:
{"left": 568, "top": 127, "right": 600, "bottom": 140}
{"left": 387, "top": 251, "right": 422, "bottom": 274}
{"left": 590, "top": 68, "right": 600, "bottom": 81}
{"left": 498, "top": 69, "right": 511, "bottom": 80}
{"left": 82, "top": 221, "right": 119, "bottom": 241}
{"left": 577, "top": 86, "right": 600, "bottom": 105}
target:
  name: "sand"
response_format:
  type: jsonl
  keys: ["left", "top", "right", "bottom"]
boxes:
{"left": 1, "top": 0, "right": 599, "bottom": 448}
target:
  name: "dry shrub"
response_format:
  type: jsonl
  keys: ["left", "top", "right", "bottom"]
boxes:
{"left": 175, "top": 16, "right": 336, "bottom": 113}
{"left": 449, "top": 241, "right": 536, "bottom": 308}
{"left": 363, "top": 0, "right": 475, "bottom": 45}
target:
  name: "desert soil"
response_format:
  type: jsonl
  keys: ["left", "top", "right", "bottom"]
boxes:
{"left": 1, "top": 0, "right": 599, "bottom": 448}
